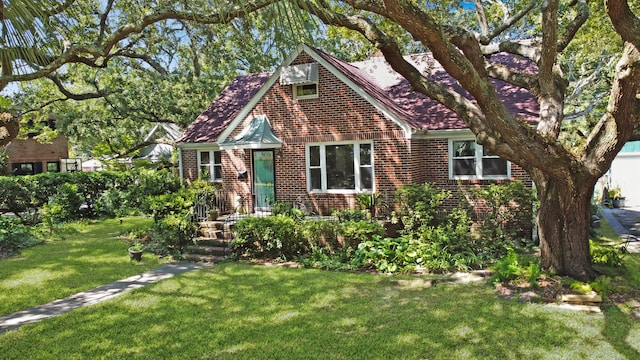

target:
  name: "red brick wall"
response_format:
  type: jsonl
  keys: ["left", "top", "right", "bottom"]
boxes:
{"left": 418, "top": 138, "right": 532, "bottom": 211}
{"left": 181, "top": 149, "right": 198, "bottom": 181}
{"left": 241, "top": 53, "right": 411, "bottom": 212}
{"left": 4, "top": 135, "right": 69, "bottom": 173}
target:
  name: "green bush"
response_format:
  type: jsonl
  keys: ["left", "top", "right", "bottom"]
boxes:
{"left": 0, "top": 217, "right": 42, "bottom": 256}
{"left": 469, "top": 180, "right": 536, "bottom": 251}
{"left": 351, "top": 233, "right": 477, "bottom": 274}
{"left": 333, "top": 209, "right": 370, "bottom": 223}
{"left": 300, "top": 220, "right": 340, "bottom": 252}
{"left": 153, "top": 213, "right": 196, "bottom": 254}
{"left": 0, "top": 169, "right": 181, "bottom": 224}
{"left": 393, "top": 183, "right": 451, "bottom": 237}
{"left": 0, "top": 176, "right": 40, "bottom": 224}
{"left": 231, "top": 215, "right": 306, "bottom": 260}
{"left": 271, "top": 201, "right": 305, "bottom": 221}
{"left": 41, "top": 183, "right": 84, "bottom": 226}
{"left": 338, "top": 220, "right": 385, "bottom": 249}
{"left": 489, "top": 250, "right": 540, "bottom": 286}
{"left": 590, "top": 240, "right": 625, "bottom": 267}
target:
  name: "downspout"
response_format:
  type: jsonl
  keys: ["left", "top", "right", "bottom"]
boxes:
{"left": 178, "top": 146, "right": 184, "bottom": 186}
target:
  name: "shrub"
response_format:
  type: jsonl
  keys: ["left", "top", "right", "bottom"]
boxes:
{"left": 0, "top": 217, "right": 42, "bottom": 256}
{"left": 147, "top": 187, "right": 195, "bottom": 222}
{"left": 231, "top": 215, "right": 307, "bottom": 260}
{"left": 469, "top": 180, "right": 536, "bottom": 250}
{"left": 41, "top": 183, "right": 84, "bottom": 225}
{"left": 0, "top": 176, "right": 39, "bottom": 224}
{"left": 393, "top": 183, "right": 450, "bottom": 237}
{"left": 338, "top": 220, "right": 385, "bottom": 249}
{"left": 0, "top": 169, "right": 181, "bottom": 224}
{"left": 590, "top": 240, "right": 625, "bottom": 267}
{"left": 272, "top": 201, "right": 305, "bottom": 221}
{"left": 333, "top": 208, "right": 370, "bottom": 223}
{"left": 489, "top": 250, "right": 540, "bottom": 286}
{"left": 300, "top": 220, "right": 340, "bottom": 253}
{"left": 153, "top": 214, "right": 197, "bottom": 254}
{"left": 351, "top": 233, "right": 474, "bottom": 274}
{"left": 352, "top": 236, "right": 415, "bottom": 273}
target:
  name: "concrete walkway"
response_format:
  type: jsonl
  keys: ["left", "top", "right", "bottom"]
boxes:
{"left": 601, "top": 206, "right": 640, "bottom": 253}
{"left": 0, "top": 262, "right": 208, "bottom": 333}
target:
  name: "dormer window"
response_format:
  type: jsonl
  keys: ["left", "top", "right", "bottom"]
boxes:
{"left": 280, "top": 63, "right": 319, "bottom": 100}
{"left": 294, "top": 83, "right": 318, "bottom": 99}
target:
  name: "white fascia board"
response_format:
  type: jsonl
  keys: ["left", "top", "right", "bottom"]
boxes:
{"left": 219, "top": 143, "right": 282, "bottom": 150}
{"left": 175, "top": 142, "right": 221, "bottom": 151}
{"left": 414, "top": 128, "right": 474, "bottom": 140}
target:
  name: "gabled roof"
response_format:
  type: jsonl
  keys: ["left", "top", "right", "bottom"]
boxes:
{"left": 179, "top": 44, "right": 539, "bottom": 144}
{"left": 178, "top": 73, "right": 271, "bottom": 143}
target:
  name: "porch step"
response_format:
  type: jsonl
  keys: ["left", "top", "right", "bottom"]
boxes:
{"left": 183, "top": 220, "right": 235, "bottom": 264}
{"left": 197, "top": 220, "right": 236, "bottom": 239}
{"left": 183, "top": 253, "right": 228, "bottom": 263}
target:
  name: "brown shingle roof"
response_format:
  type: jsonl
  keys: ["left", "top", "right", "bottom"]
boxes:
{"left": 311, "top": 47, "right": 539, "bottom": 131}
{"left": 178, "top": 72, "right": 271, "bottom": 143}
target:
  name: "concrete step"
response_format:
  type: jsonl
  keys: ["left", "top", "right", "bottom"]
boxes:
{"left": 182, "top": 253, "right": 227, "bottom": 263}
{"left": 184, "top": 245, "right": 229, "bottom": 256}
{"left": 193, "top": 237, "right": 232, "bottom": 247}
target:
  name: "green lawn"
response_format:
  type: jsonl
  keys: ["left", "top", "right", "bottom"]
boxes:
{"left": 0, "top": 261, "right": 638, "bottom": 359}
{"left": 0, "top": 217, "right": 166, "bottom": 316}
{"left": 1, "top": 217, "right": 639, "bottom": 359}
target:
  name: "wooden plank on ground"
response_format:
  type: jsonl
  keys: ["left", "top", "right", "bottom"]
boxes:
{"left": 560, "top": 294, "right": 603, "bottom": 303}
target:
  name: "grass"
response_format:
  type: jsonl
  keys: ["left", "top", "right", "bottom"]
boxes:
{"left": 0, "top": 217, "right": 166, "bottom": 317}
{"left": 1, "top": 262, "right": 639, "bottom": 359}
{"left": 1, "top": 217, "right": 639, "bottom": 359}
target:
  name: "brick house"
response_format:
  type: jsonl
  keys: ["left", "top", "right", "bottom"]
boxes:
{"left": 4, "top": 133, "right": 70, "bottom": 175}
{"left": 177, "top": 44, "right": 538, "bottom": 214}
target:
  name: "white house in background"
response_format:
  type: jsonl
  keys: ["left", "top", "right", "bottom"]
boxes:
{"left": 135, "top": 123, "right": 182, "bottom": 163}
{"left": 82, "top": 159, "right": 103, "bottom": 172}
{"left": 608, "top": 140, "right": 640, "bottom": 207}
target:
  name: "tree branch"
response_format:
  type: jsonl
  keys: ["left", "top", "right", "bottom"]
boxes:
{"left": 557, "top": 0, "right": 589, "bottom": 52}
{"left": 606, "top": 0, "right": 640, "bottom": 50}
{"left": 478, "top": 0, "right": 538, "bottom": 45}
{"left": 585, "top": 43, "right": 640, "bottom": 174}
{"left": 46, "top": 75, "right": 106, "bottom": 101}
{"left": 0, "top": 0, "right": 279, "bottom": 85}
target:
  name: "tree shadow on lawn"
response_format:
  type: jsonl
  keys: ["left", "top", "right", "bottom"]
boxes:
{"left": 1, "top": 263, "right": 626, "bottom": 359}
{"left": 602, "top": 305, "right": 640, "bottom": 359}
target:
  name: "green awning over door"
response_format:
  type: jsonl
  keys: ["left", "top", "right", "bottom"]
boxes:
{"left": 219, "top": 115, "right": 282, "bottom": 150}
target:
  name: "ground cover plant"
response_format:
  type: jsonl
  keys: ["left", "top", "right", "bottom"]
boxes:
{"left": 232, "top": 182, "right": 536, "bottom": 274}
{"left": 1, "top": 261, "right": 639, "bottom": 359}
{"left": 0, "top": 217, "right": 165, "bottom": 317}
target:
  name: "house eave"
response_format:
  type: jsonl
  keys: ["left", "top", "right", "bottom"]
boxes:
{"left": 176, "top": 142, "right": 221, "bottom": 150}
{"left": 413, "top": 128, "right": 474, "bottom": 139}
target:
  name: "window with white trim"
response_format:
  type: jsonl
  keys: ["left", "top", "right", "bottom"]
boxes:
{"left": 306, "top": 142, "right": 373, "bottom": 192}
{"left": 293, "top": 83, "right": 318, "bottom": 99}
{"left": 199, "top": 150, "right": 222, "bottom": 181}
{"left": 450, "top": 139, "right": 509, "bottom": 179}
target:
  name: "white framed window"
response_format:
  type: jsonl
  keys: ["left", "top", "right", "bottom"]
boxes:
{"left": 306, "top": 141, "right": 373, "bottom": 193}
{"left": 293, "top": 83, "right": 318, "bottom": 100}
{"left": 449, "top": 139, "right": 510, "bottom": 179}
{"left": 199, "top": 150, "right": 222, "bottom": 181}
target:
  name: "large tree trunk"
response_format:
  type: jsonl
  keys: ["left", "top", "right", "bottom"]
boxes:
{"left": 534, "top": 173, "right": 595, "bottom": 281}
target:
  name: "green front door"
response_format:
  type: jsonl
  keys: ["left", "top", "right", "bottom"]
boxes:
{"left": 253, "top": 150, "right": 275, "bottom": 211}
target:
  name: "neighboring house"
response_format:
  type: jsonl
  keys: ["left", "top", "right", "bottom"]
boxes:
{"left": 4, "top": 134, "right": 69, "bottom": 175}
{"left": 606, "top": 140, "right": 640, "bottom": 207}
{"left": 135, "top": 123, "right": 182, "bottom": 163}
{"left": 177, "top": 44, "right": 538, "bottom": 214}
